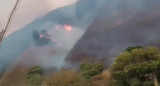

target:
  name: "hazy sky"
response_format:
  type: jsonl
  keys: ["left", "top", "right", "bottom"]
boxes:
{"left": 0, "top": 0, "right": 78, "bottom": 36}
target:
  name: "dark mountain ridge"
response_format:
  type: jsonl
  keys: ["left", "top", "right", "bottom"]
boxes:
{"left": 65, "top": 0, "right": 160, "bottom": 67}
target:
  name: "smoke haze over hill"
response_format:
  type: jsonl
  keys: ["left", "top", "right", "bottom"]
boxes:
{"left": 0, "top": 0, "right": 106, "bottom": 73}
{"left": 66, "top": 0, "right": 160, "bottom": 67}
{"left": 1, "top": 0, "right": 160, "bottom": 74}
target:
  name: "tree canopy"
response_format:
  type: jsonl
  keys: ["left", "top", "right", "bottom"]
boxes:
{"left": 111, "top": 47, "right": 160, "bottom": 86}
{"left": 27, "top": 66, "right": 43, "bottom": 86}
{"left": 125, "top": 46, "right": 143, "bottom": 52}
{"left": 80, "top": 62, "right": 104, "bottom": 79}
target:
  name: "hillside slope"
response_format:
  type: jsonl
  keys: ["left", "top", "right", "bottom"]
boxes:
{"left": 0, "top": 0, "right": 106, "bottom": 73}
{"left": 65, "top": 0, "right": 160, "bottom": 67}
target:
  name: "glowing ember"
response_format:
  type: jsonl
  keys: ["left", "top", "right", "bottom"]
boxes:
{"left": 56, "top": 24, "right": 73, "bottom": 32}
{"left": 64, "top": 24, "right": 72, "bottom": 32}
{"left": 39, "top": 31, "right": 61, "bottom": 47}
{"left": 38, "top": 24, "right": 73, "bottom": 47}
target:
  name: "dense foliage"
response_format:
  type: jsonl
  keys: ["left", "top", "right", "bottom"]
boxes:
{"left": 27, "top": 66, "right": 43, "bottom": 86}
{"left": 80, "top": 62, "right": 104, "bottom": 79}
{"left": 111, "top": 47, "right": 160, "bottom": 86}
{"left": 125, "top": 46, "right": 143, "bottom": 52}
{"left": 2, "top": 46, "right": 160, "bottom": 86}
{"left": 43, "top": 69, "right": 88, "bottom": 86}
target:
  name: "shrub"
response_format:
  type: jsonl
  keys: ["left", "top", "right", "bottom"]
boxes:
{"left": 27, "top": 66, "right": 43, "bottom": 86}
{"left": 80, "top": 62, "right": 104, "bottom": 79}
{"left": 125, "top": 46, "right": 143, "bottom": 52}
{"left": 27, "top": 66, "right": 43, "bottom": 76}
{"left": 43, "top": 69, "right": 88, "bottom": 86}
{"left": 27, "top": 74, "right": 42, "bottom": 86}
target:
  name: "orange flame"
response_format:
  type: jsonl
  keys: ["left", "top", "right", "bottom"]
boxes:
{"left": 55, "top": 24, "right": 73, "bottom": 32}
{"left": 39, "top": 24, "right": 73, "bottom": 47}
{"left": 64, "top": 24, "right": 72, "bottom": 32}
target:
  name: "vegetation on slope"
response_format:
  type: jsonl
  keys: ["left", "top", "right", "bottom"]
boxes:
{"left": 1, "top": 46, "right": 160, "bottom": 86}
{"left": 111, "top": 46, "right": 160, "bottom": 86}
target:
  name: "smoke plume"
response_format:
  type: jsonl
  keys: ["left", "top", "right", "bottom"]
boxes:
{"left": 0, "top": 0, "right": 106, "bottom": 73}
{"left": 65, "top": 0, "right": 160, "bottom": 67}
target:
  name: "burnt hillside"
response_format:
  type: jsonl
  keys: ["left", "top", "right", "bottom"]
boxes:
{"left": 65, "top": 0, "right": 160, "bottom": 67}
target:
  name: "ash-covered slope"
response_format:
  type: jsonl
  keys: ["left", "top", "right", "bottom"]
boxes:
{"left": 65, "top": 0, "right": 160, "bottom": 67}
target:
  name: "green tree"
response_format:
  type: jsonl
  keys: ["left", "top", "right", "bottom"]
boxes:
{"left": 125, "top": 46, "right": 143, "bottom": 52}
{"left": 27, "top": 66, "right": 43, "bottom": 86}
{"left": 27, "top": 66, "right": 43, "bottom": 76}
{"left": 80, "top": 62, "right": 104, "bottom": 79}
{"left": 111, "top": 47, "right": 160, "bottom": 86}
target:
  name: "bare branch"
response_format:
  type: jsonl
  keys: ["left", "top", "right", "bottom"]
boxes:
{"left": 0, "top": 0, "right": 20, "bottom": 42}
{"left": 0, "top": 22, "right": 2, "bottom": 30}
{"left": 0, "top": 22, "right": 4, "bottom": 41}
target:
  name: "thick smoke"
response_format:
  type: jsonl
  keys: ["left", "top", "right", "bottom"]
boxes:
{"left": 0, "top": 0, "right": 106, "bottom": 73}
{"left": 66, "top": 0, "right": 160, "bottom": 67}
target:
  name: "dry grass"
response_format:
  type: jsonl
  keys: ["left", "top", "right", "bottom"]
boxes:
{"left": 0, "top": 66, "right": 29, "bottom": 86}
{"left": 90, "top": 70, "right": 111, "bottom": 86}
{"left": 0, "top": 67, "right": 111, "bottom": 86}
{"left": 43, "top": 69, "right": 111, "bottom": 86}
{"left": 43, "top": 69, "right": 89, "bottom": 86}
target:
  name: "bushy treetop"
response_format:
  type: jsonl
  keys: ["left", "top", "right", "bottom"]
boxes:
{"left": 111, "top": 46, "right": 160, "bottom": 86}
